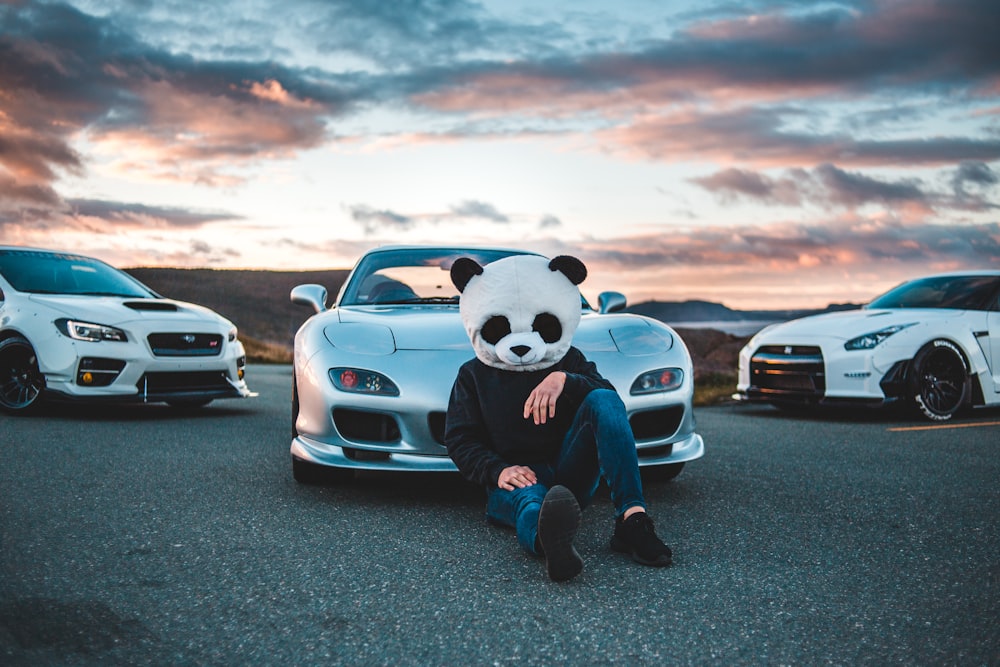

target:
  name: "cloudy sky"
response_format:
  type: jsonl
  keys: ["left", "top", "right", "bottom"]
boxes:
{"left": 1, "top": 0, "right": 998, "bottom": 308}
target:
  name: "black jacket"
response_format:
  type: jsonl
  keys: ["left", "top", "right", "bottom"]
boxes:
{"left": 444, "top": 347, "right": 614, "bottom": 487}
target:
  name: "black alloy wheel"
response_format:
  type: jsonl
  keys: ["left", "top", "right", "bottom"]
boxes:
{"left": 910, "top": 339, "right": 969, "bottom": 421}
{"left": 0, "top": 336, "right": 45, "bottom": 413}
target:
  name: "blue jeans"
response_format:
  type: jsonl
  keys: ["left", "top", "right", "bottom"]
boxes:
{"left": 485, "top": 389, "right": 646, "bottom": 555}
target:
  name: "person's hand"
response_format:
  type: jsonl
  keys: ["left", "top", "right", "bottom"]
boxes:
{"left": 498, "top": 465, "right": 537, "bottom": 490}
{"left": 523, "top": 371, "right": 566, "bottom": 425}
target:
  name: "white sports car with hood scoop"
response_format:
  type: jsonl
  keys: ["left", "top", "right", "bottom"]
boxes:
{"left": 289, "top": 246, "right": 704, "bottom": 483}
{"left": 736, "top": 271, "right": 1000, "bottom": 421}
{"left": 0, "top": 247, "right": 252, "bottom": 413}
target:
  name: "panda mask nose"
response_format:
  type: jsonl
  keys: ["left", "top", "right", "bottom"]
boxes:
{"left": 511, "top": 345, "right": 531, "bottom": 357}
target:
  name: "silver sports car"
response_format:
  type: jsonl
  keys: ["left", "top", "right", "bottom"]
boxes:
{"left": 290, "top": 246, "right": 704, "bottom": 483}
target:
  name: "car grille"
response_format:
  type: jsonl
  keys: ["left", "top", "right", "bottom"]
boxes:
{"left": 749, "top": 345, "right": 825, "bottom": 398}
{"left": 629, "top": 405, "right": 684, "bottom": 441}
{"left": 136, "top": 371, "right": 233, "bottom": 396}
{"left": 428, "top": 411, "right": 447, "bottom": 446}
{"left": 147, "top": 333, "right": 223, "bottom": 357}
{"left": 333, "top": 408, "right": 401, "bottom": 443}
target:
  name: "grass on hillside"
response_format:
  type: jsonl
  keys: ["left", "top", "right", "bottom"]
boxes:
{"left": 693, "top": 372, "right": 738, "bottom": 406}
{"left": 242, "top": 336, "right": 293, "bottom": 364}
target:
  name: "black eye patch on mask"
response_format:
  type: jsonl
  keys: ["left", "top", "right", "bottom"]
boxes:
{"left": 481, "top": 315, "right": 512, "bottom": 345}
{"left": 532, "top": 313, "right": 562, "bottom": 344}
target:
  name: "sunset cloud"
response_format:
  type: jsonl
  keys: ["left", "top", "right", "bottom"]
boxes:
{"left": 349, "top": 199, "right": 514, "bottom": 234}
{"left": 691, "top": 163, "right": 997, "bottom": 214}
{"left": 0, "top": 0, "right": 995, "bottom": 309}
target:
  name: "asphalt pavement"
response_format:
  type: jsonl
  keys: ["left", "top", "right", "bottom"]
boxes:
{"left": 2, "top": 365, "right": 998, "bottom": 666}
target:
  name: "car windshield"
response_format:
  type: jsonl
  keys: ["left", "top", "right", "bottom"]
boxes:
{"left": 0, "top": 250, "right": 155, "bottom": 298}
{"left": 867, "top": 275, "right": 1000, "bottom": 311}
{"left": 340, "top": 248, "right": 531, "bottom": 306}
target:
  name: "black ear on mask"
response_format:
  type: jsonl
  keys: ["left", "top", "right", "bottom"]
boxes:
{"left": 451, "top": 257, "right": 484, "bottom": 293}
{"left": 549, "top": 255, "right": 587, "bottom": 285}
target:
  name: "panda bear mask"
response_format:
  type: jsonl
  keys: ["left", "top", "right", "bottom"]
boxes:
{"left": 451, "top": 254, "right": 587, "bottom": 372}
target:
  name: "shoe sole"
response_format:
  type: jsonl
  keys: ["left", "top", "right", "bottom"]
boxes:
{"left": 537, "top": 485, "right": 583, "bottom": 582}
{"left": 610, "top": 536, "right": 673, "bottom": 567}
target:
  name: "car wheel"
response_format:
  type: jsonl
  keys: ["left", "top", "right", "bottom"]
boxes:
{"left": 292, "top": 455, "right": 353, "bottom": 485}
{"left": 641, "top": 462, "right": 684, "bottom": 482}
{"left": 0, "top": 336, "right": 45, "bottom": 414}
{"left": 291, "top": 373, "right": 300, "bottom": 439}
{"left": 909, "top": 339, "right": 969, "bottom": 421}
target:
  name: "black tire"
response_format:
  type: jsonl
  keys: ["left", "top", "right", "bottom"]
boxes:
{"left": 291, "top": 373, "right": 300, "bottom": 440}
{"left": 642, "top": 462, "right": 684, "bottom": 482}
{"left": 292, "top": 455, "right": 353, "bottom": 485}
{"left": 293, "top": 455, "right": 327, "bottom": 484}
{"left": 909, "top": 339, "right": 970, "bottom": 421}
{"left": 290, "top": 377, "right": 352, "bottom": 484}
{"left": 0, "top": 336, "right": 45, "bottom": 414}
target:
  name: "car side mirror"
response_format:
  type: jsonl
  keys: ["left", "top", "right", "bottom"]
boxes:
{"left": 291, "top": 284, "right": 328, "bottom": 314}
{"left": 597, "top": 291, "right": 626, "bottom": 314}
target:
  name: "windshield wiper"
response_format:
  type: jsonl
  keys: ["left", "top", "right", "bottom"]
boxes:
{"left": 372, "top": 296, "right": 459, "bottom": 305}
{"left": 413, "top": 296, "right": 459, "bottom": 303}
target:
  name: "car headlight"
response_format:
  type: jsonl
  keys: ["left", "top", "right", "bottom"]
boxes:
{"left": 55, "top": 319, "right": 128, "bottom": 342}
{"left": 630, "top": 368, "right": 684, "bottom": 395}
{"left": 844, "top": 323, "right": 916, "bottom": 350}
{"left": 228, "top": 327, "right": 238, "bottom": 342}
{"left": 330, "top": 368, "right": 400, "bottom": 396}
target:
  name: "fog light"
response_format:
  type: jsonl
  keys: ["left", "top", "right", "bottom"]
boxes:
{"left": 76, "top": 357, "right": 126, "bottom": 387}
{"left": 238, "top": 368, "right": 245, "bottom": 380}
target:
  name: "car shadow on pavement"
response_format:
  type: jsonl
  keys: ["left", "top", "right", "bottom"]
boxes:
{"left": 22, "top": 400, "right": 256, "bottom": 422}
{"left": 729, "top": 401, "right": 1000, "bottom": 424}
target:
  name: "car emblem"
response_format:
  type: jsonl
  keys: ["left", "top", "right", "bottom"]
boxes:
{"left": 182, "top": 334, "right": 196, "bottom": 344}
{"left": 784, "top": 346, "right": 793, "bottom": 355}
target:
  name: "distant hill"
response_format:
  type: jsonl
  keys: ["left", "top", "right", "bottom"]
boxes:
{"left": 122, "top": 268, "right": 859, "bottom": 393}
{"left": 125, "top": 268, "right": 861, "bottom": 346}
{"left": 625, "top": 299, "right": 861, "bottom": 324}
{"left": 125, "top": 267, "right": 349, "bottom": 347}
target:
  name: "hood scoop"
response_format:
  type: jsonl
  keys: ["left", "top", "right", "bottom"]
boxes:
{"left": 124, "top": 301, "right": 179, "bottom": 312}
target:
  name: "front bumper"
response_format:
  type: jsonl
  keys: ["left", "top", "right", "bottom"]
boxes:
{"left": 39, "top": 336, "right": 251, "bottom": 404}
{"left": 736, "top": 338, "right": 912, "bottom": 407}
{"left": 291, "top": 430, "right": 705, "bottom": 474}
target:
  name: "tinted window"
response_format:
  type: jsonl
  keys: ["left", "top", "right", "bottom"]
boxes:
{"left": 868, "top": 275, "right": 1000, "bottom": 311}
{"left": 0, "top": 250, "right": 155, "bottom": 298}
{"left": 340, "top": 248, "right": 528, "bottom": 306}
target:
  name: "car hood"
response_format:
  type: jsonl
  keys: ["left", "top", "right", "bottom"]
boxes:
{"left": 757, "top": 308, "right": 956, "bottom": 341}
{"left": 27, "top": 294, "right": 232, "bottom": 327}
{"left": 336, "top": 307, "right": 471, "bottom": 350}
{"left": 333, "top": 307, "right": 653, "bottom": 354}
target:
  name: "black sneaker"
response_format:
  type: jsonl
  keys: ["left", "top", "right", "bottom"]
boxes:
{"left": 537, "top": 485, "right": 583, "bottom": 582}
{"left": 611, "top": 512, "right": 672, "bottom": 566}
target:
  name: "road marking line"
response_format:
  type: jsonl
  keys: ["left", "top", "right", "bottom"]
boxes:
{"left": 888, "top": 420, "right": 1000, "bottom": 432}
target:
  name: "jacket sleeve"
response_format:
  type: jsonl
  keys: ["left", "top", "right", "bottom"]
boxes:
{"left": 444, "top": 366, "right": 508, "bottom": 488}
{"left": 559, "top": 347, "right": 616, "bottom": 402}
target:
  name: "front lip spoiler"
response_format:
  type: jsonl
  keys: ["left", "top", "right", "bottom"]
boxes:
{"left": 292, "top": 431, "right": 705, "bottom": 473}
{"left": 734, "top": 390, "right": 895, "bottom": 409}
{"left": 42, "top": 386, "right": 254, "bottom": 404}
